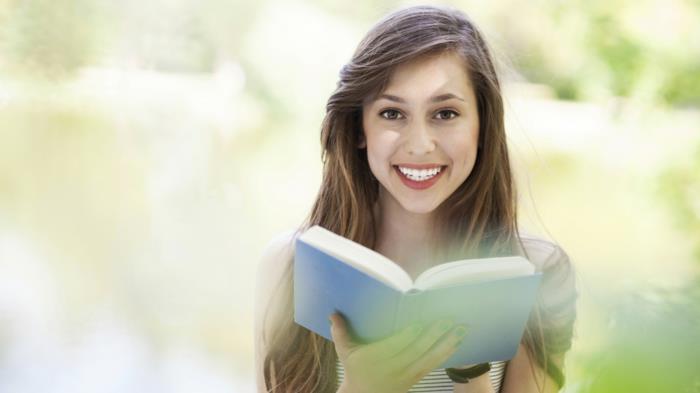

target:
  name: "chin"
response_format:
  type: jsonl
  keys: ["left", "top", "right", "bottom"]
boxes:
{"left": 398, "top": 200, "right": 441, "bottom": 215}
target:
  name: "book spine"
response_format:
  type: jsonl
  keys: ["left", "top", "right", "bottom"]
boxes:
{"left": 393, "top": 289, "right": 424, "bottom": 331}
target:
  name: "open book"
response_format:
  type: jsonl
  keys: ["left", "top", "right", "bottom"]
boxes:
{"left": 293, "top": 225, "right": 542, "bottom": 368}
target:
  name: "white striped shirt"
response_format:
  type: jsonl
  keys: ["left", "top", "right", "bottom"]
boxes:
{"left": 336, "top": 359, "right": 506, "bottom": 392}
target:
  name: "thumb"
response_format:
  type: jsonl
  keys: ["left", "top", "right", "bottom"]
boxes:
{"left": 329, "top": 312, "right": 354, "bottom": 356}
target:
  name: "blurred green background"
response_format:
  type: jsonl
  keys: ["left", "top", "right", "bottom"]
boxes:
{"left": 0, "top": 0, "right": 698, "bottom": 391}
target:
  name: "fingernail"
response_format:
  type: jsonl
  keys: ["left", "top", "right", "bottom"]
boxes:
{"left": 328, "top": 316, "right": 334, "bottom": 325}
{"left": 453, "top": 326, "right": 467, "bottom": 337}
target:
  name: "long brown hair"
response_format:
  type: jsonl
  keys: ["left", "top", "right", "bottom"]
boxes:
{"left": 263, "top": 5, "right": 568, "bottom": 392}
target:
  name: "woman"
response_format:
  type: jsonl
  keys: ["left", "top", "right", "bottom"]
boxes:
{"left": 255, "top": 4, "right": 577, "bottom": 392}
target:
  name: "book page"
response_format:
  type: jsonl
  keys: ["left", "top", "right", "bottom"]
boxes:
{"left": 413, "top": 256, "right": 535, "bottom": 291}
{"left": 301, "top": 226, "right": 414, "bottom": 291}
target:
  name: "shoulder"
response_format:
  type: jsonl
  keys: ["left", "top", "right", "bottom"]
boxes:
{"left": 254, "top": 231, "right": 301, "bottom": 361}
{"left": 260, "top": 228, "right": 300, "bottom": 262}
{"left": 258, "top": 227, "right": 309, "bottom": 274}
{"left": 518, "top": 232, "right": 573, "bottom": 274}
{"left": 518, "top": 233, "right": 578, "bottom": 358}
{"left": 255, "top": 228, "right": 301, "bottom": 305}
{"left": 255, "top": 228, "right": 301, "bottom": 304}
{"left": 518, "top": 232, "right": 578, "bottom": 321}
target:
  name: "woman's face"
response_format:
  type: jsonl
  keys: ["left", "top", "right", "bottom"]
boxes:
{"left": 360, "top": 51, "right": 480, "bottom": 215}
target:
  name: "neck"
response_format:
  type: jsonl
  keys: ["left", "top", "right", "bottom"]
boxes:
{"left": 373, "top": 190, "right": 438, "bottom": 278}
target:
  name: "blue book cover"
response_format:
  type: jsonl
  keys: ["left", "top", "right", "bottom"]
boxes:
{"left": 293, "top": 225, "right": 543, "bottom": 368}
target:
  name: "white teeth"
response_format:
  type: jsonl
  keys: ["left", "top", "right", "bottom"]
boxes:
{"left": 397, "top": 166, "right": 443, "bottom": 181}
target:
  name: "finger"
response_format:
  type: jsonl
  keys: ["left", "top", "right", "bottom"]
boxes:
{"left": 404, "top": 324, "right": 468, "bottom": 379}
{"left": 329, "top": 312, "right": 354, "bottom": 356}
{"left": 367, "top": 322, "right": 424, "bottom": 359}
{"left": 392, "top": 318, "right": 458, "bottom": 365}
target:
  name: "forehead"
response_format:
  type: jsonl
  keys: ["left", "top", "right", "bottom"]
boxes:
{"left": 375, "top": 52, "right": 474, "bottom": 101}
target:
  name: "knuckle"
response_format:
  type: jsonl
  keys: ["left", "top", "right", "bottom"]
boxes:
{"left": 432, "top": 320, "right": 454, "bottom": 336}
{"left": 413, "top": 335, "right": 436, "bottom": 353}
{"left": 430, "top": 341, "right": 455, "bottom": 360}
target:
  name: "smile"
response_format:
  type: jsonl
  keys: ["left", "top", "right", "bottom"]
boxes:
{"left": 393, "top": 165, "right": 447, "bottom": 190}
{"left": 397, "top": 165, "right": 442, "bottom": 181}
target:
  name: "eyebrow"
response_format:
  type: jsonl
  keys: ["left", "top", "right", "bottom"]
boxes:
{"left": 375, "top": 92, "right": 465, "bottom": 104}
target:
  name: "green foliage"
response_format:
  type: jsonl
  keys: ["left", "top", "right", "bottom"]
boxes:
{"left": 0, "top": 0, "right": 104, "bottom": 79}
{"left": 586, "top": 13, "right": 645, "bottom": 98}
{"left": 656, "top": 142, "right": 700, "bottom": 262}
{"left": 579, "top": 285, "right": 700, "bottom": 393}
{"left": 511, "top": 45, "right": 582, "bottom": 101}
{"left": 660, "top": 59, "right": 700, "bottom": 108}
{"left": 506, "top": 0, "right": 700, "bottom": 107}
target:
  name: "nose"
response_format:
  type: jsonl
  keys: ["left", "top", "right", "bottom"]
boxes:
{"left": 405, "top": 120, "right": 436, "bottom": 156}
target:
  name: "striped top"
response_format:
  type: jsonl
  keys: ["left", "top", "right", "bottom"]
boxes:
{"left": 336, "top": 359, "right": 506, "bottom": 392}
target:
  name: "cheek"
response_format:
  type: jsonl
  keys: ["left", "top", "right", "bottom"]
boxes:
{"left": 446, "top": 133, "right": 478, "bottom": 169}
{"left": 366, "top": 130, "right": 400, "bottom": 168}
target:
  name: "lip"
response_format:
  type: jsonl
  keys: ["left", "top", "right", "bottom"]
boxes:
{"left": 393, "top": 165, "right": 446, "bottom": 190}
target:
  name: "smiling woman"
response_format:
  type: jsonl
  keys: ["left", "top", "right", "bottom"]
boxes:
{"left": 255, "top": 4, "right": 577, "bottom": 393}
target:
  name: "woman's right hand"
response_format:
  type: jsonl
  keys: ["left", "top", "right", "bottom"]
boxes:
{"left": 329, "top": 312, "right": 468, "bottom": 393}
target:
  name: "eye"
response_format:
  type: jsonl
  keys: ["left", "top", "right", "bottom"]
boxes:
{"left": 435, "top": 110, "right": 459, "bottom": 120}
{"left": 379, "top": 109, "right": 404, "bottom": 120}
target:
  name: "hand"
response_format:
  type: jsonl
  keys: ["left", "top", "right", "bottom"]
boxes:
{"left": 329, "top": 312, "right": 468, "bottom": 393}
